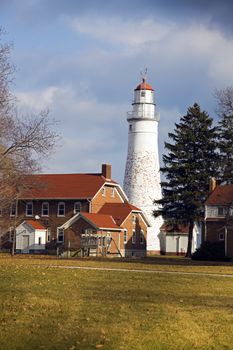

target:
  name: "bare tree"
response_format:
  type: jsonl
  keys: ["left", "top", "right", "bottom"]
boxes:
{"left": 214, "top": 87, "right": 233, "bottom": 117}
{"left": 214, "top": 87, "right": 233, "bottom": 184}
{"left": 0, "top": 29, "right": 59, "bottom": 253}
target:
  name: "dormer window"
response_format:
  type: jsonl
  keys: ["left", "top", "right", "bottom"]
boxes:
{"left": 101, "top": 187, "right": 106, "bottom": 197}
{"left": 57, "top": 202, "right": 65, "bottom": 217}
{"left": 111, "top": 188, "right": 115, "bottom": 198}
{"left": 26, "top": 202, "right": 33, "bottom": 217}
{"left": 132, "top": 215, "right": 136, "bottom": 224}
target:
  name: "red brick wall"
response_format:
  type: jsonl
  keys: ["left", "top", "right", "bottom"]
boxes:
{"left": 91, "top": 185, "right": 123, "bottom": 213}
{"left": 64, "top": 217, "right": 122, "bottom": 255}
{"left": 122, "top": 212, "right": 147, "bottom": 255}
{"left": 0, "top": 199, "right": 90, "bottom": 247}
{"left": 205, "top": 220, "right": 225, "bottom": 242}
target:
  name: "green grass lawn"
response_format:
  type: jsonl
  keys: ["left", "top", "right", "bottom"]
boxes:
{"left": 1, "top": 255, "right": 233, "bottom": 350}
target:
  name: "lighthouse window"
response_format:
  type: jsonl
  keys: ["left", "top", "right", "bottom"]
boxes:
{"left": 141, "top": 91, "right": 145, "bottom": 97}
{"left": 129, "top": 124, "right": 132, "bottom": 131}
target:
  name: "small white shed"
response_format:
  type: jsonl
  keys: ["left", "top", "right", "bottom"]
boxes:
{"left": 16, "top": 220, "right": 47, "bottom": 253}
{"left": 158, "top": 223, "right": 202, "bottom": 255}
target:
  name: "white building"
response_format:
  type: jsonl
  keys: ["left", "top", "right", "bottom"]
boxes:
{"left": 16, "top": 220, "right": 47, "bottom": 253}
{"left": 158, "top": 223, "right": 202, "bottom": 255}
{"left": 123, "top": 77, "right": 163, "bottom": 253}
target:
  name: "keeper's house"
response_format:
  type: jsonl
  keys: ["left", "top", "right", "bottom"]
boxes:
{"left": 0, "top": 164, "right": 149, "bottom": 257}
{"left": 205, "top": 181, "right": 233, "bottom": 258}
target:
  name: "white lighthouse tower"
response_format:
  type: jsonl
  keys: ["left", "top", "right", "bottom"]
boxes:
{"left": 123, "top": 75, "right": 163, "bottom": 252}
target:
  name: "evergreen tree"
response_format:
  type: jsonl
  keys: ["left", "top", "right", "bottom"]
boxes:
{"left": 154, "top": 103, "right": 218, "bottom": 257}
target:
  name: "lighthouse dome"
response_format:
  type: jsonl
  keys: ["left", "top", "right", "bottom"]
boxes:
{"left": 135, "top": 78, "right": 154, "bottom": 91}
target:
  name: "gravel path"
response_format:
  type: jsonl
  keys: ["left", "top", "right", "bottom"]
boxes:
{"left": 48, "top": 264, "right": 233, "bottom": 278}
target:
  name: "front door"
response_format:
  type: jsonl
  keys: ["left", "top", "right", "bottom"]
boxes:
{"left": 22, "top": 235, "right": 30, "bottom": 253}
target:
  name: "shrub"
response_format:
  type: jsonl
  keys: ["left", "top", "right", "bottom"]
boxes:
{"left": 191, "top": 241, "right": 231, "bottom": 261}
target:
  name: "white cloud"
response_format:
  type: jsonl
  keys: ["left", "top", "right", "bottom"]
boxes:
{"left": 13, "top": 16, "right": 233, "bottom": 183}
{"left": 16, "top": 86, "right": 60, "bottom": 112}
{"left": 69, "top": 16, "right": 172, "bottom": 46}
{"left": 67, "top": 15, "right": 233, "bottom": 89}
{"left": 15, "top": 84, "right": 129, "bottom": 182}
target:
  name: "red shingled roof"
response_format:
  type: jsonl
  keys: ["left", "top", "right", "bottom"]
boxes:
{"left": 98, "top": 202, "right": 141, "bottom": 226}
{"left": 26, "top": 220, "right": 46, "bottom": 230}
{"left": 19, "top": 173, "right": 116, "bottom": 200}
{"left": 205, "top": 185, "right": 233, "bottom": 206}
{"left": 81, "top": 212, "right": 120, "bottom": 230}
{"left": 160, "top": 223, "right": 189, "bottom": 234}
{"left": 135, "top": 79, "right": 154, "bottom": 91}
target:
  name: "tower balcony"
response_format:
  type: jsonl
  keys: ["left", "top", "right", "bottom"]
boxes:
{"left": 127, "top": 111, "right": 155, "bottom": 121}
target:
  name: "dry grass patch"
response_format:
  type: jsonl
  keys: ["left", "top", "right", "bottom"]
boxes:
{"left": 1, "top": 256, "right": 233, "bottom": 349}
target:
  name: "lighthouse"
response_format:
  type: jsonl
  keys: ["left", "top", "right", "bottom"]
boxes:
{"left": 123, "top": 75, "right": 163, "bottom": 252}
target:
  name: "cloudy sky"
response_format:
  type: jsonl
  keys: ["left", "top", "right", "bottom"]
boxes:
{"left": 1, "top": 0, "right": 233, "bottom": 184}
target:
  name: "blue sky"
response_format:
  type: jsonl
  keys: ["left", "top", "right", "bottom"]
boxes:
{"left": 1, "top": 0, "right": 233, "bottom": 184}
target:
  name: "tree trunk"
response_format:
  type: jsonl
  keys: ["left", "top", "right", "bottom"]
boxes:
{"left": 186, "top": 219, "right": 194, "bottom": 258}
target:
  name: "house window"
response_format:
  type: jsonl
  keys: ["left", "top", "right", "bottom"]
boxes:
{"left": 132, "top": 229, "right": 136, "bottom": 244}
{"left": 57, "top": 202, "right": 65, "bottom": 217}
{"left": 85, "top": 228, "right": 93, "bottom": 235}
{"left": 38, "top": 237, "right": 42, "bottom": 245}
{"left": 74, "top": 202, "right": 81, "bottom": 214}
{"left": 101, "top": 187, "right": 106, "bottom": 197}
{"left": 47, "top": 228, "right": 51, "bottom": 242}
{"left": 10, "top": 202, "right": 16, "bottom": 217}
{"left": 26, "top": 202, "right": 33, "bottom": 217}
{"left": 140, "top": 229, "right": 144, "bottom": 244}
{"left": 42, "top": 202, "right": 49, "bottom": 217}
{"left": 132, "top": 215, "right": 136, "bottom": 224}
{"left": 124, "top": 229, "right": 127, "bottom": 244}
{"left": 218, "top": 207, "right": 224, "bottom": 216}
{"left": 111, "top": 188, "right": 115, "bottom": 198}
{"left": 219, "top": 232, "right": 225, "bottom": 241}
{"left": 57, "top": 228, "right": 64, "bottom": 243}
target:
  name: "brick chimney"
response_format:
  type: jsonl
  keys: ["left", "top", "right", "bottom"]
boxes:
{"left": 102, "top": 164, "right": 111, "bottom": 180}
{"left": 209, "top": 177, "right": 217, "bottom": 192}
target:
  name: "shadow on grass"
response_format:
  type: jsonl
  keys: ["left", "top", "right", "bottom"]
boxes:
{"left": 1, "top": 252, "right": 233, "bottom": 267}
